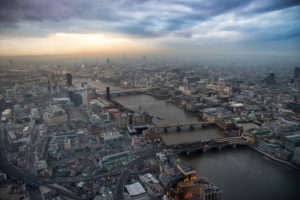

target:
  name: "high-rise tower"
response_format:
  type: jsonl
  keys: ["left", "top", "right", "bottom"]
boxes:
{"left": 66, "top": 73, "right": 72, "bottom": 87}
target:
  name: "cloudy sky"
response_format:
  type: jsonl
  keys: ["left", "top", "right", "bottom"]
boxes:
{"left": 0, "top": 0, "right": 299, "bottom": 60}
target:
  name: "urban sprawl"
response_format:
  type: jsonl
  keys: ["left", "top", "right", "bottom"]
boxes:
{"left": 0, "top": 59, "right": 299, "bottom": 200}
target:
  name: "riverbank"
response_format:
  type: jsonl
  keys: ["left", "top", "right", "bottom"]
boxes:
{"left": 87, "top": 79, "right": 300, "bottom": 172}
{"left": 250, "top": 146, "right": 300, "bottom": 171}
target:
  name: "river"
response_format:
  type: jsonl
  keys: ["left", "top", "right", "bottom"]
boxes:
{"left": 181, "top": 146, "right": 300, "bottom": 200}
{"left": 112, "top": 94, "right": 225, "bottom": 145}
{"left": 84, "top": 80, "right": 300, "bottom": 200}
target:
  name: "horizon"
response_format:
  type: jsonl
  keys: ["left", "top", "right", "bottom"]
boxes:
{"left": 0, "top": 0, "right": 299, "bottom": 65}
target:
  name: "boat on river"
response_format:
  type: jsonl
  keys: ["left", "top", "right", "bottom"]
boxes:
{"left": 157, "top": 116, "right": 164, "bottom": 120}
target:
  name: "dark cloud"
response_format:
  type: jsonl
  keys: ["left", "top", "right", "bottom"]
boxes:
{"left": 0, "top": 0, "right": 299, "bottom": 39}
{"left": 0, "top": 0, "right": 123, "bottom": 22}
{"left": 245, "top": 0, "right": 300, "bottom": 14}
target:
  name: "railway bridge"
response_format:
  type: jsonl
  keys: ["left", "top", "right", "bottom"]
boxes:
{"left": 171, "top": 136, "right": 252, "bottom": 154}
{"left": 155, "top": 121, "right": 216, "bottom": 132}
{"left": 97, "top": 87, "right": 155, "bottom": 97}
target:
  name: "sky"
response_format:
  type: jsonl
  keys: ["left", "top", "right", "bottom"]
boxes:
{"left": 0, "top": 0, "right": 299, "bottom": 62}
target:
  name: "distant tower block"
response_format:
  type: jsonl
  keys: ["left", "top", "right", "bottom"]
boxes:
{"left": 295, "top": 67, "right": 300, "bottom": 79}
{"left": 123, "top": 53, "right": 126, "bottom": 64}
{"left": 66, "top": 73, "right": 72, "bottom": 87}
{"left": 106, "top": 87, "right": 110, "bottom": 99}
{"left": 265, "top": 72, "right": 276, "bottom": 84}
{"left": 106, "top": 58, "right": 111, "bottom": 66}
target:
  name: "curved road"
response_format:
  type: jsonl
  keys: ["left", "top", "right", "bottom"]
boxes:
{"left": 114, "top": 169, "right": 130, "bottom": 200}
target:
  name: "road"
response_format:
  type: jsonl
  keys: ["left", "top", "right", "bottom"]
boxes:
{"left": 114, "top": 169, "right": 130, "bottom": 200}
{"left": 26, "top": 124, "right": 39, "bottom": 175}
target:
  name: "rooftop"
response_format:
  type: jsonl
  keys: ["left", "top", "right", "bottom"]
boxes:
{"left": 125, "top": 182, "right": 146, "bottom": 197}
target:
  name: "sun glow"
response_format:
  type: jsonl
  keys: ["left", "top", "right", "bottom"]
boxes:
{"left": 0, "top": 32, "right": 160, "bottom": 56}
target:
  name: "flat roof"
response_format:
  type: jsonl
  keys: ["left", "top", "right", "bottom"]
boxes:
{"left": 8, "top": 131, "right": 16, "bottom": 140}
{"left": 125, "top": 182, "right": 146, "bottom": 196}
{"left": 139, "top": 173, "right": 159, "bottom": 184}
{"left": 2, "top": 109, "right": 11, "bottom": 115}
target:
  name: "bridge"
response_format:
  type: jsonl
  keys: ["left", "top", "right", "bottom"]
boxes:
{"left": 171, "top": 136, "right": 252, "bottom": 154}
{"left": 154, "top": 121, "right": 215, "bottom": 132}
{"left": 97, "top": 87, "right": 154, "bottom": 97}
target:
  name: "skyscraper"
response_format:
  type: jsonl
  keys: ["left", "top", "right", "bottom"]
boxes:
{"left": 66, "top": 73, "right": 72, "bottom": 87}
{"left": 106, "top": 87, "right": 110, "bottom": 99}
{"left": 123, "top": 53, "right": 126, "bottom": 64}
{"left": 106, "top": 58, "right": 111, "bottom": 67}
{"left": 294, "top": 67, "right": 300, "bottom": 79}
{"left": 265, "top": 73, "right": 276, "bottom": 84}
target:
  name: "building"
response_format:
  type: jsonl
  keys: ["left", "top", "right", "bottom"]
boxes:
{"left": 64, "top": 138, "right": 71, "bottom": 150}
{"left": 273, "top": 148, "right": 292, "bottom": 161}
{"left": 36, "top": 160, "right": 48, "bottom": 176}
{"left": 68, "top": 91, "right": 82, "bottom": 106}
{"left": 0, "top": 171, "right": 7, "bottom": 182}
{"left": 39, "top": 186, "right": 55, "bottom": 200}
{"left": 43, "top": 105, "right": 68, "bottom": 126}
{"left": 101, "top": 130, "right": 123, "bottom": 143}
{"left": 1, "top": 108, "right": 12, "bottom": 122}
{"left": 295, "top": 67, "right": 300, "bottom": 79}
{"left": 159, "top": 170, "right": 183, "bottom": 188}
{"left": 257, "top": 139, "right": 281, "bottom": 153}
{"left": 82, "top": 92, "right": 88, "bottom": 106}
{"left": 99, "top": 151, "right": 131, "bottom": 170}
{"left": 284, "top": 134, "right": 300, "bottom": 152}
{"left": 116, "top": 113, "right": 129, "bottom": 129}
{"left": 106, "top": 87, "right": 110, "bottom": 99}
{"left": 139, "top": 173, "right": 165, "bottom": 198}
{"left": 264, "top": 73, "right": 276, "bottom": 84}
{"left": 143, "top": 127, "right": 161, "bottom": 142}
{"left": 125, "top": 182, "right": 148, "bottom": 199}
{"left": 291, "top": 147, "right": 300, "bottom": 165}
{"left": 167, "top": 178, "right": 221, "bottom": 200}
{"left": 139, "top": 173, "right": 160, "bottom": 185}
{"left": 199, "top": 107, "right": 231, "bottom": 122}
{"left": 116, "top": 112, "right": 153, "bottom": 129}
{"left": 176, "top": 162, "right": 196, "bottom": 177}
{"left": 6, "top": 88, "right": 16, "bottom": 101}
{"left": 178, "top": 85, "right": 196, "bottom": 96}
{"left": 53, "top": 97, "right": 71, "bottom": 105}
{"left": 66, "top": 73, "right": 72, "bottom": 87}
